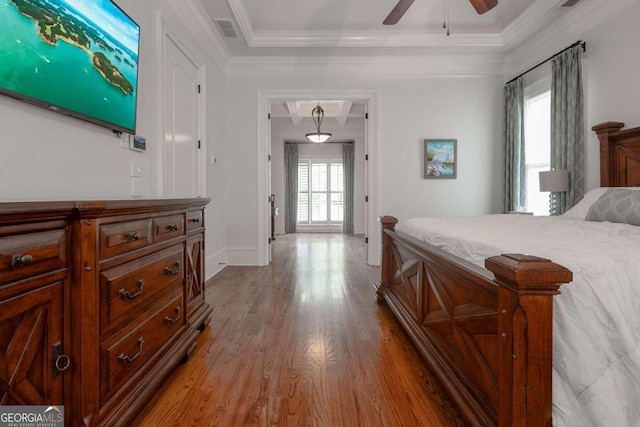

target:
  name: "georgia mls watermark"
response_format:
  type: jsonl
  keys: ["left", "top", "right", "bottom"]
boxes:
{"left": 0, "top": 406, "right": 64, "bottom": 427}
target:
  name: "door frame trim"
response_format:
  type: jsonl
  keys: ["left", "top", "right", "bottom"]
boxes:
{"left": 256, "top": 89, "right": 379, "bottom": 266}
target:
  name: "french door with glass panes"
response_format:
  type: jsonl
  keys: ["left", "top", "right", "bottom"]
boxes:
{"left": 298, "top": 159, "right": 343, "bottom": 225}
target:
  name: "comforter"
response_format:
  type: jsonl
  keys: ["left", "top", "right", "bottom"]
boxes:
{"left": 397, "top": 215, "right": 640, "bottom": 427}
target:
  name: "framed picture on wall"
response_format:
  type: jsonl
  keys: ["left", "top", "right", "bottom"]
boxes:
{"left": 424, "top": 139, "right": 457, "bottom": 179}
{"left": 130, "top": 135, "right": 146, "bottom": 152}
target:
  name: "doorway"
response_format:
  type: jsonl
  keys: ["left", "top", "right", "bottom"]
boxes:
{"left": 257, "top": 90, "right": 379, "bottom": 267}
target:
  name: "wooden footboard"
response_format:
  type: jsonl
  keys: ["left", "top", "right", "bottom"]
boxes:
{"left": 375, "top": 216, "right": 572, "bottom": 426}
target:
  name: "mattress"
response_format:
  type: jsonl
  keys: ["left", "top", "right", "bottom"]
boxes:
{"left": 397, "top": 214, "right": 640, "bottom": 427}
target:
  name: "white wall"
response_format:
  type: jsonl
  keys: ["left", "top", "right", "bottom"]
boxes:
{"left": 582, "top": 2, "right": 640, "bottom": 191}
{"left": 224, "top": 75, "right": 504, "bottom": 263}
{"left": 378, "top": 77, "right": 504, "bottom": 223}
{"left": 271, "top": 116, "right": 366, "bottom": 235}
{"left": 0, "top": 0, "right": 163, "bottom": 200}
{"left": 0, "top": 0, "right": 227, "bottom": 279}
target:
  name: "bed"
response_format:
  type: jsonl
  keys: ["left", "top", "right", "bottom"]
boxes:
{"left": 375, "top": 121, "right": 640, "bottom": 426}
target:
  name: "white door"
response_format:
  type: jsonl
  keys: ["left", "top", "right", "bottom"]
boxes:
{"left": 164, "top": 36, "right": 201, "bottom": 197}
{"left": 267, "top": 104, "right": 272, "bottom": 262}
{"left": 364, "top": 101, "right": 369, "bottom": 260}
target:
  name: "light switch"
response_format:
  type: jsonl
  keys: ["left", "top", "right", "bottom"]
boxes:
{"left": 131, "top": 178, "right": 143, "bottom": 197}
{"left": 210, "top": 155, "right": 217, "bottom": 165}
{"left": 131, "top": 159, "right": 142, "bottom": 177}
{"left": 120, "top": 133, "right": 130, "bottom": 149}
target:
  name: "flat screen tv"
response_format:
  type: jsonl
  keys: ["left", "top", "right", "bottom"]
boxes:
{"left": 0, "top": 0, "right": 140, "bottom": 134}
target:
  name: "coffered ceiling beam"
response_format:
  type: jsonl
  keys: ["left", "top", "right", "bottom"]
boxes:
{"left": 337, "top": 101, "right": 352, "bottom": 126}
{"left": 286, "top": 101, "right": 302, "bottom": 126}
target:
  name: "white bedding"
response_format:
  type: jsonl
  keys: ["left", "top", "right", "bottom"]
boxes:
{"left": 397, "top": 214, "right": 640, "bottom": 427}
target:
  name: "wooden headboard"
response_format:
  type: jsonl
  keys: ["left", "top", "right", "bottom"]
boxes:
{"left": 592, "top": 121, "right": 640, "bottom": 187}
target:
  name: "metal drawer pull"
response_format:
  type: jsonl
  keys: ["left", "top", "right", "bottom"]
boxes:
{"left": 118, "top": 337, "right": 144, "bottom": 363}
{"left": 189, "top": 217, "right": 201, "bottom": 223}
{"left": 164, "top": 262, "right": 181, "bottom": 276}
{"left": 166, "top": 224, "right": 179, "bottom": 231}
{"left": 127, "top": 232, "right": 140, "bottom": 241}
{"left": 164, "top": 307, "right": 181, "bottom": 324}
{"left": 118, "top": 279, "right": 145, "bottom": 299}
{"left": 55, "top": 354, "right": 71, "bottom": 373}
{"left": 11, "top": 254, "right": 33, "bottom": 266}
{"left": 52, "top": 342, "right": 70, "bottom": 378}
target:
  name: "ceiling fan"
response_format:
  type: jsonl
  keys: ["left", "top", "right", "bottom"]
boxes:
{"left": 383, "top": 0, "right": 498, "bottom": 25}
{"left": 383, "top": 0, "right": 583, "bottom": 25}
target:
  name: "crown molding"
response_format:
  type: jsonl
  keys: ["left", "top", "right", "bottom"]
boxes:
{"left": 501, "top": 0, "right": 561, "bottom": 48}
{"left": 507, "top": 0, "right": 638, "bottom": 75}
{"left": 226, "top": 55, "right": 508, "bottom": 78}
{"left": 227, "top": 0, "right": 255, "bottom": 46}
{"left": 162, "top": 0, "right": 231, "bottom": 70}
{"left": 245, "top": 30, "right": 503, "bottom": 48}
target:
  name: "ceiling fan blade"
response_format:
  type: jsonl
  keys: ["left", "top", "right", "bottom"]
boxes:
{"left": 468, "top": 0, "right": 498, "bottom": 15}
{"left": 383, "top": 0, "right": 415, "bottom": 25}
{"left": 561, "top": 0, "right": 582, "bottom": 6}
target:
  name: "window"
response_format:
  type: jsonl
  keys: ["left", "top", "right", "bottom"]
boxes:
{"left": 524, "top": 87, "right": 551, "bottom": 215}
{"left": 298, "top": 159, "right": 343, "bottom": 225}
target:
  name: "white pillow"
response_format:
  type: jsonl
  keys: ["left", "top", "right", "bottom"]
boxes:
{"left": 562, "top": 188, "right": 608, "bottom": 219}
{"left": 562, "top": 187, "right": 640, "bottom": 219}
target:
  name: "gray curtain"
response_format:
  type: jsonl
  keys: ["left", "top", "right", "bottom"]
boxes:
{"left": 284, "top": 143, "right": 298, "bottom": 233}
{"left": 551, "top": 45, "right": 584, "bottom": 215}
{"left": 503, "top": 77, "right": 526, "bottom": 213}
{"left": 342, "top": 143, "right": 355, "bottom": 234}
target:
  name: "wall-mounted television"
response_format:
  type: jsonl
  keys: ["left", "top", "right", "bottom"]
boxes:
{"left": 0, "top": 0, "right": 140, "bottom": 134}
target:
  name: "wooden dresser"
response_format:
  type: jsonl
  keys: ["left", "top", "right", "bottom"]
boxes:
{"left": 0, "top": 198, "right": 212, "bottom": 426}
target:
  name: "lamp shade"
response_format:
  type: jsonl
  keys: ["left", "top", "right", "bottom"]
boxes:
{"left": 539, "top": 170, "right": 569, "bottom": 192}
{"left": 305, "top": 132, "right": 332, "bottom": 143}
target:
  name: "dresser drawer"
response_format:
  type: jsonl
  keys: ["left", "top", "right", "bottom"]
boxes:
{"left": 186, "top": 210, "right": 203, "bottom": 232}
{"left": 100, "top": 245, "right": 183, "bottom": 336}
{"left": 154, "top": 214, "right": 184, "bottom": 242}
{"left": 100, "top": 294, "right": 184, "bottom": 404}
{"left": 99, "top": 219, "right": 152, "bottom": 259}
{"left": 0, "top": 229, "right": 66, "bottom": 285}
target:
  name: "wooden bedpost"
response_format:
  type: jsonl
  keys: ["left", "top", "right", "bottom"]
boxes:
{"left": 375, "top": 216, "right": 398, "bottom": 302}
{"left": 486, "top": 254, "right": 572, "bottom": 427}
{"left": 592, "top": 121, "right": 624, "bottom": 186}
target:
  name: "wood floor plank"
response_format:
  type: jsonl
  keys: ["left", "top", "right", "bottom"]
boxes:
{"left": 132, "top": 233, "right": 465, "bottom": 426}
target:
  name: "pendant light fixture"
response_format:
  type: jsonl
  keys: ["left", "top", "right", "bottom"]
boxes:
{"left": 305, "top": 102, "right": 332, "bottom": 143}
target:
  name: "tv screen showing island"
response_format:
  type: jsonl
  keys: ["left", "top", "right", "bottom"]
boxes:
{"left": 0, "top": 0, "right": 140, "bottom": 134}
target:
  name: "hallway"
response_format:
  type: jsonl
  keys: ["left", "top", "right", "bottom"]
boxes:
{"left": 133, "top": 233, "right": 465, "bottom": 426}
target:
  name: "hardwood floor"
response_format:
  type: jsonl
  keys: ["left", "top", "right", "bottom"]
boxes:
{"left": 132, "top": 233, "right": 465, "bottom": 426}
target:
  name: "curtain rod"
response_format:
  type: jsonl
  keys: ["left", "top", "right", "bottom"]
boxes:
{"left": 505, "top": 40, "right": 585, "bottom": 86}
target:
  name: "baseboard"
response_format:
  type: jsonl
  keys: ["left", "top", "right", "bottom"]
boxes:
{"left": 295, "top": 226, "right": 343, "bottom": 233}
{"left": 206, "top": 248, "right": 227, "bottom": 280}
{"left": 277, "top": 223, "right": 364, "bottom": 234}
{"left": 275, "top": 223, "right": 285, "bottom": 235}
{"left": 225, "top": 246, "right": 259, "bottom": 266}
